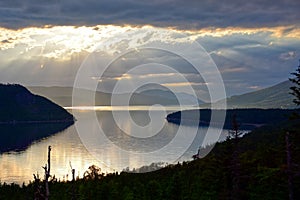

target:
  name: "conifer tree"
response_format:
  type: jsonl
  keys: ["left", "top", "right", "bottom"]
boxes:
{"left": 289, "top": 60, "right": 300, "bottom": 106}
{"left": 286, "top": 60, "right": 300, "bottom": 200}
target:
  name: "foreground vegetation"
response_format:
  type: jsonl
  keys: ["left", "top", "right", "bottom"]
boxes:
{"left": 0, "top": 118, "right": 299, "bottom": 199}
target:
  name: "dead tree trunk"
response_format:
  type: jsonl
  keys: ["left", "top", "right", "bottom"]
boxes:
{"left": 42, "top": 146, "right": 51, "bottom": 200}
{"left": 71, "top": 168, "right": 76, "bottom": 200}
{"left": 69, "top": 161, "right": 76, "bottom": 200}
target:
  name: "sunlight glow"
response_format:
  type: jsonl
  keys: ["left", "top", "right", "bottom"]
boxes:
{"left": 184, "top": 26, "right": 300, "bottom": 38}
{"left": 0, "top": 25, "right": 299, "bottom": 63}
{"left": 64, "top": 105, "right": 199, "bottom": 111}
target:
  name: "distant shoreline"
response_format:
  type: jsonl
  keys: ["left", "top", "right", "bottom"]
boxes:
{"left": 166, "top": 108, "right": 300, "bottom": 130}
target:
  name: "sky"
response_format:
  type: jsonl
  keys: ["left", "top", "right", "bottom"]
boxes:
{"left": 0, "top": 0, "right": 299, "bottom": 98}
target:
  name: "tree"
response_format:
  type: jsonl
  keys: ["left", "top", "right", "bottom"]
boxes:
{"left": 286, "top": 60, "right": 300, "bottom": 200}
{"left": 42, "top": 146, "right": 51, "bottom": 200}
{"left": 228, "top": 113, "right": 243, "bottom": 200}
{"left": 33, "top": 146, "right": 52, "bottom": 200}
{"left": 83, "top": 165, "right": 104, "bottom": 180}
{"left": 289, "top": 60, "right": 300, "bottom": 106}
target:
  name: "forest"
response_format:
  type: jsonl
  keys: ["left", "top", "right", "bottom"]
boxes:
{"left": 167, "top": 108, "right": 300, "bottom": 129}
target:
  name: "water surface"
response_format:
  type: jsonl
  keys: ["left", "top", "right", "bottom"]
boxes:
{"left": 0, "top": 106, "right": 229, "bottom": 184}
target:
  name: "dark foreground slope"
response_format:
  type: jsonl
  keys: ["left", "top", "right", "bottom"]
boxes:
{"left": 0, "top": 119, "right": 299, "bottom": 199}
{"left": 0, "top": 84, "right": 74, "bottom": 123}
{"left": 0, "top": 84, "right": 74, "bottom": 152}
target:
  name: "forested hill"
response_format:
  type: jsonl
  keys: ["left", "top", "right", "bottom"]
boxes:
{"left": 0, "top": 84, "right": 74, "bottom": 123}
{"left": 215, "top": 80, "right": 295, "bottom": 109}
{"left": 167, "top": 108, "right": 300, "bottom": 129}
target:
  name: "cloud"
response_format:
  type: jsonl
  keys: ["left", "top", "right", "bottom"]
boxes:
{"left": 279, "top": 51, "right": 297, "bottom": 60}
{"left": 162, "top": 82, "right": 207, "bottom": 87}
{"left": 220, "top": 67, "right": 248, "bottom": 74}
{"left": 0, "top": 0, "right": 299, "bottom": 29}
{"left": 0, "top": 0, "right": 299, "bottom": 99}
{"left": 0, "top": 24, "right": 299, "bottom": 97}
{"left": 248, "top": 85, "right": 260, "bottom": 90}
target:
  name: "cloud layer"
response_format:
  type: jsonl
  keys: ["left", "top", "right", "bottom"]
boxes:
{"left": 0, "top": 0, "right": 299, "bottom": 29}
{"left": 0, "top": 25, "right": 299, "bottom": 97}
{"left": 0, "top": 0, "right": 299, "bottom": 97}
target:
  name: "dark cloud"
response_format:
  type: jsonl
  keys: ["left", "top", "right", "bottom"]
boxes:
{"left": 0, "top": 0, "right": 299, "bottom": 29}
{"left": 189, "top": 31, "right": 300, "bottom": 96}
{"left": 1, "top": 39, "right": 11, "bottom": 43}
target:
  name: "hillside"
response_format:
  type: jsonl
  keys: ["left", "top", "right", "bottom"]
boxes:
{"left": 136, "top": 83, "right": 204, "bottom": 105}
{"left": 166, "top": 108, "right": 300, "bottom": 129}
{"left": 29, "top": 80, "right": 295, "bottom": 109}
{"left": 28, "top": 86, "right": 190, "bottom": 107}
{"left": 29, "top": 81, "right": 294, "bottom": 109}
{"left": 215, "top": 80, "right": 295, "bottom": 109}
{"left": 139, "top": 89, "right": 204, "bottom": 105}
{"left": 0, "top": 84, "right": 74, "bottom": 123}
{"left": 28, "top": 86, "right": 74, "bottom": 107}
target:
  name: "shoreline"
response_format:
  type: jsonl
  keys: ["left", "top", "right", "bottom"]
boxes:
{"left": 166, "top": 116, "right": 264, "bottom": 130}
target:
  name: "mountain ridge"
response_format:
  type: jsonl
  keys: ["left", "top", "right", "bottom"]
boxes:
{"left": 198, "top": 80, "right": 295, "bottom": 109}
{"left": 0, "top": 84, "right": 74, "bottom": 123}
{"left": 222, "top": 80, "right": 295, "bottom": 108}
{"left": 28, "top": 80, "right": 295, "bottom": 109}
{"left": 28, "top": 86, "right": 200, "bottom": 107}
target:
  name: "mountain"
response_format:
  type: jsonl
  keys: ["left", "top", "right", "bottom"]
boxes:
{"left": 28, "top": 86, "right": 201, "bottom": 107}
{"left": 28, "top": 86, "right": 75, "bottom": 107}
{"left": 0, "top": 84, "right": 74, "bottom": 152}
{"left": 136, "top": 83, "right": 205, "bottom": 105}
{"left": 107, "top": 92, "right": 181, "bottom": 106}
{"left": 135, "top": 83, "right": 170, "bottom": 93}
{"left": 208, "top": 80, "right": 295, "bottom": 109}
{"left": 0, "top": 84, "right": 74, "bottom": 123}
{"left": 29, "top": 80, "right": 295, "bottom": 109}
{"left": 138, "top": 89, "right": 204, "bottom": 105}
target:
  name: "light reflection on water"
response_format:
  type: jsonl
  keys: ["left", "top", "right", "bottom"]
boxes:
{"left": 0, "top": 126, "right": 100, "bottom": 184}
{"left": 0, "top": 106, "right": 228, "bottom": 184}
{"left": 64, "top": 105, "right": 200, "bottom": 111}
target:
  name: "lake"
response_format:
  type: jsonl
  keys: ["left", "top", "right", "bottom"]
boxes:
{"left": 0, "top": 106, "right": 229, "bottom": 184}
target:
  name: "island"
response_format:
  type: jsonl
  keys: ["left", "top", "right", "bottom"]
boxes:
{"left": 0, "top": 83, "right": 74, "bottom": 152}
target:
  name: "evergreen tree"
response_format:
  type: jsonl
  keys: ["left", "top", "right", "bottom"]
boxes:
{"left": 289, "top": 60, "right": 300, "bottom": 106}
{"left": 286, "top": 60, "right": 300, "bottom": 200}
